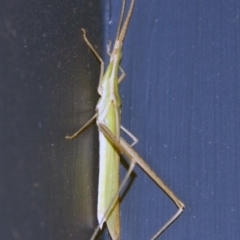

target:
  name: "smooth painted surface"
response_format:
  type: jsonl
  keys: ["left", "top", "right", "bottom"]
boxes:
{"left": 106, "top": 0, "right": 240, "bottom": 240}
{"left": 0, "top": 1, "right": 102, "bottom": 239}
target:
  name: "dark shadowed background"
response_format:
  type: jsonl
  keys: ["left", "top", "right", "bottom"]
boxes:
{"left": 1, "top": 0, "right": 240, "bottom": 240}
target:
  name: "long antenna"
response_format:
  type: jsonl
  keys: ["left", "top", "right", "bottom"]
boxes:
{"left": 115, "top": 0, "right": 126, "bottom": 41}
{"left": 118, "top": 0, "right": 135, "bottom": 42}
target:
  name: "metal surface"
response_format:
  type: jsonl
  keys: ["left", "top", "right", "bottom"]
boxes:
{"left": 0, "top": 0, "right": 102, "bottom": 239}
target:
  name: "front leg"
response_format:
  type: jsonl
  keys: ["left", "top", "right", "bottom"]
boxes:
{"left": 81, "top": 29, "right": 105, "bottom": 94}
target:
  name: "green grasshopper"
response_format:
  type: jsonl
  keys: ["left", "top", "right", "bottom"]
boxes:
{"left": 66, "top": 0, "right": 185, "bottom": 239}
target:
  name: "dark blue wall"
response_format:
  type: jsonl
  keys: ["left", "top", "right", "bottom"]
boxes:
{"left": 109, "top": 0, "right": 240, "bottom": 239}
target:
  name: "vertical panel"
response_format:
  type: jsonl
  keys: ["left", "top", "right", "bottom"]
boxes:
{"left": 0, "top": 0, "right": 102, "bottom": 239}
{"left": 106, "top": 0, "right": 240, "bottom": 240}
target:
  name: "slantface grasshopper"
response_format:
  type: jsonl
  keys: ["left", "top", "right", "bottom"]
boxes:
{"left": 66, "top": 0, "right": 185, "bottom": 239}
